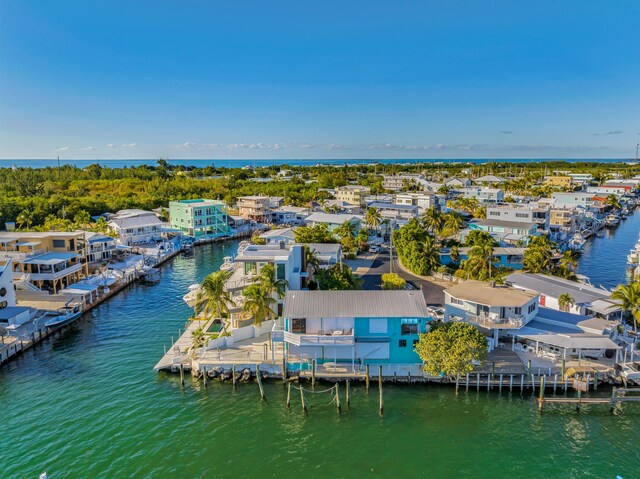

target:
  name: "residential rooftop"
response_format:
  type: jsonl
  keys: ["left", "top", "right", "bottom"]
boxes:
{"left": 446, "top": 280, "right": 538, "bottom": 307}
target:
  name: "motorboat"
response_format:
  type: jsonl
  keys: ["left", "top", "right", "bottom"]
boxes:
{"left": 44, "top": 305, "right": 82, "bottom": 329}
{"left": 183, "top": 283, "right": 201, "bottom": 308}
{"left": 605, "top": 214, "right": 620, "bottom": 227}
{"left": 220, "top": 256, "right": 234, "bottom": 271}
{"left": 568, "top": 233, "right": 586, "bottom": 251}
{"left": 620, "top": 362, "right": 640, "bottom": 381}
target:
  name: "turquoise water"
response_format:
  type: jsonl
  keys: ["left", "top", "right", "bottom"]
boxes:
{"left": 2, "top": 240, "right": 640, "bottom": 478}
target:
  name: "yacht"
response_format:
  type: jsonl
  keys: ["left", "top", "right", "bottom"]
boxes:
{"left": 183, "top": 283, "right": 201, "bottom": 308}
{"left": 568, "top": 233, "right": 586, "bottom": 251}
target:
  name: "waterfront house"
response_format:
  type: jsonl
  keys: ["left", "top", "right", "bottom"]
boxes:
{"left": 334, "top": 185, "right": 371, "bottom": 206}
{"left": 259, "top": 227, "right": 297, "bottom": 245}
{"left": 551, "top": 192, "right": 593, "bottom": 209}
{"left": 0, "top": 231, "right": 89, "bottom": 293}
{"left": 444, "top": 280, "right": 539, "bottom": 348}
{"left": 236, "top": 195, "right": 284, "bottom": 223}
{"left": 486, "top": 204, "right": 550, "bottom": 231}
{"left": 107, "top": 209, "right": 167, "bottom": 245}
{"left": 304, "top": 212, "right": 363, "bottom": 233}
{"left": 85, "top": 232, "right": 117, "bottom": 264}
{"left": 276, "top": 290, "right": 431, "bottom": 369}
{"left": 382, "top": 174, "right": 427, "bottom": 191}
{"left": 169, "top": 199, "right": 230, "bottom": 239}
{"left": 586, "top": 185, "right": 630, "bottom": 197}
{"left": 505, "top": 272, "right": 622, "bottom": 320}
{"left": 272, "top": 205, "right": 311, "bottom": 224}
{"left": 474, "top": 175, "right": 505, "bottom": 185}
{"left": 366, "top": 202, "right": 419, "bottom": 224}
{"left": 223, "top": 243, "right": 307, "bottom": 325}
{"left": 444, "top": 177, "right": 472, "bottom": 188}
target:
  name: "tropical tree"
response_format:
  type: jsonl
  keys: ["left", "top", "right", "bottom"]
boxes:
{"left": 93, "top": 216, "right": 109, "bottom": 233}
{"left": 605, "top": 194, "right": 621, "bottom": 210}
{"left": 242, "top": 283, "right": 277, "bottom": 325}
{"left": 73, "top": 210, "right": 91, "bottom": 227}
{"left": 313, "top": 263, "right": 363, "bottom": 290}
{"left": 473, "top": 206, "right": 487, "bottom": 219}
{"left": 523, "top": 235, "right": 556, "bottom": 273}
{"left": 464, "top": 230, "right": 497, "bottom": 247}
{"left": 293, "top": 224, "right": 336, "bottom": 243}
{"left": 365, "top": 206, "right": 382, "bottom": 234}
{"left": 422, "top": 207, "right": 443, "bottom": 235}
{"left": 393, "top": 219, "right": 440, "bottom": 275}
{"left": 557, "top": 250, "right": 578, "bottom": 279}
{"left": 415, "top": 322, "right": 488, "bottom": 378}
{"left": 16, "top": 210, "right": 33, "bottom": 230}
{"left": 305, "top": 246, "right": 320, "bottom": 273}
{"left": 253, "top": 263, "right": 288, "bottom": 299}
{"left": 436, "top": 184, "right": 451, "bottom": 196}
{"left": 558, "top": 293, "right": 575, "bottom": 313}
{"left": 195, "top": 270, "right": 235, "bottom": 333}
{"left": 456, "top": 240, "right": 497, "bottom": 281}
{"left": 443, "top": 211, "right": 463, "bottom": 236}
{"left": 610, "top": 282, "right": 640, "bottom": 332}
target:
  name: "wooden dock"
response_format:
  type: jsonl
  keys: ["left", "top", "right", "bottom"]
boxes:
{"left": 539, "top": 386, "right": 640, "bottom": 411}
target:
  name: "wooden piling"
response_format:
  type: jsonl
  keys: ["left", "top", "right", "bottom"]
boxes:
{"left": 553, "top": 374, "right": 558, "bottom": 393}
{"left": 466, "top": 373, "right": 470, "bottom": 391}
{"left": 346, "top": 380, "right": 350, "bottom": 406}
{"left": 300, "top": 385, "right": 306, "bottom": 412}
{"left": 311, "top": 359, "right": 316, "bottom": 388}
{"left": 538, "top": 375, "right": 546, "bottom": 411}
{"left": 336, "top": 384, "right": 341, "bottom": 412}
{"left": 531, "top": 374, "right": 536, "bottom": 393}
{"left": 179, "top": 363, "right": 185, "bottom": 387}
{"left": 232, "top": 365, "right": 236, "bottom": 387}
{"left": 203, "top": 367, "right": 207, "bottom": 388}
{"left": 286, "top": 383, "right": 291, "bottom": 408}
{"left": 499, "top": 374, "right": 503, "bottom": 393}
{"left": 520, "top": 374, "right": 524, "bottom": 390}
{"left": 487, "top": 374, "right": 490, "bottom": 391}
{"left": 365, "top": 364, "right": 370, "bottom": 391}
{"left": 282, "top": 355, "right": 287, "bottom": 383}
{"left": 476, "top": 373, "right": 480, "bottom": 391}
{"left": 455, "top": 374, "right": 460, "bottom": 393}
{"left": 509, "top": 374, "right": 513, "bottom": 392}
{"left": 256, "top": 366, "right": 266, "bottom": 401}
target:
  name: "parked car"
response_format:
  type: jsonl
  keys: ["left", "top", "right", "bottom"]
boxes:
{"left": 370, "top": 245, "right": 380, "bottom": 253}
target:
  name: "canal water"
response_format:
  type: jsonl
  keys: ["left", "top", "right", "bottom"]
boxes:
{"left": 578, "top": 211, "right": 640, "bottom": 289}
{"left": 2, "top": 239, "right": 640, "bottom": 478}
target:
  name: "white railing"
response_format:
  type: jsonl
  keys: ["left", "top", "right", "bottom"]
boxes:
{"left": 468, "top": 314, "right": 525, "bottom": 329}
{"left": 0, "top": 248, "right": 46, "bottom": 261}
{"left": 283, "top": 330, "right": 355, "bottom": 346}
{"left": 21, "top": 262, "right": 83, "bottom": 281}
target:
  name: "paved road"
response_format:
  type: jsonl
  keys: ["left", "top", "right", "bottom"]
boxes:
{"left": 359, "top": 247, "right": 446, "bottom": 306}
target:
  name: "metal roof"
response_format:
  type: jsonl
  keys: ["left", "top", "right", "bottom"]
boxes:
{"left": 508, "top": 321, "right": 619, "bottom": 350}
{"left": 304, "top": 213, "right": 363, "bottom": 224}
{"left": 506, "top": 273, "right": 614, "bottom": 305}
{"left": 445, "top": 280, "right": 538, "bottom": 307}
{"left": 283, "top": 291, "right": 429, "bottom": 318}
{"left": 22, "top": 252, "right": 79, "bottom": 264}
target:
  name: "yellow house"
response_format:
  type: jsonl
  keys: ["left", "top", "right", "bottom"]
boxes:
{"left": 0, "top": 231, "right": 89, "bottom": 293}
{"left": 545, "top": 176, "right": 573, "bottom": 189}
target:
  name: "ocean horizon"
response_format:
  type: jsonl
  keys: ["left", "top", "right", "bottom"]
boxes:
{"left": 0, "top": 157, "right": 637, "bottom": 169}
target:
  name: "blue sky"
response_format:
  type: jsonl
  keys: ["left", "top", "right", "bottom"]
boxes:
{"left": 1, "top": 0, "right": 639, "bottom": 160}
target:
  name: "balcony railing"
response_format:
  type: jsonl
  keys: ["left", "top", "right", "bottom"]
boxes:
{"left": 283, "top": 330, "right": 355, "bottom": 346}
{"left": 16, "top": 262, "right": 83, "bottom": 281}
{"left": 0, "top": 249, "right": 46, "bottom": 261}
{"left": 468, "top": 314, "right": 525, "bottom": 329}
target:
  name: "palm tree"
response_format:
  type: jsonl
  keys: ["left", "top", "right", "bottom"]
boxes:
{"left": 16, "top": 210, "right": 33, "bottom": 230}
{"left": 558, "top": 293, "right": 575, "bottom": 313}
{"left": 422, "top": 207, "right": 443, "bottom": 235}
{"left": 610, "top": 282, "right": 640, "bottom": 332}
{"left": 365, "top": 207, "right": 382, "bottom": 234}
{"left": 305, "top": 246, "right": 320, "bottom": 273}
{"left": 253, "top": 263, "right": 288, "bottom": 299}
{"left": 436, "top": 185, "right": 451, "bottom": 196}
{"left": 473, "top": 207, "right": 487, "bottom": 219}
{"left": 94, "top": 217, "right": 109, "bottom": 233}
{"left": 457, "top": 241, "right": 496, "bottom": 281}
{"left": 195, "top": 270, "right": 235, "bottom": 333}
{"left": 605, "top": 194, "right": 621, "bottom": 210}
{"left": 444, "top": 211, "right": 463, "bottom": 235}
{"left": 523, "top": 235, "right": 556, "bottom": 273}
{"left": 558, "top": 250, "right": 578, "bottom": 279}
{"left": 422, "top": 235, "right": 441, "bottom": 274}
{"left": 242, "top": 283, "right": 277, "bottom": 325}
{"left": 335, "top": 220, "right": 357, "bottom": 243}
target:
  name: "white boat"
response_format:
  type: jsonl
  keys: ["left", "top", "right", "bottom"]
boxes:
{"left": 183, "top": 283, "right": 201, "bottom": 308}
{"left": 44, "top": 305, "right": 82, "bottom": 329}
{"left": 568, "top": 234, "right": 586, "bottom": 251}
{"left": 219, "top": 256, "right": 234, "bottom": 271}
{"left": 605, "top": 214, "right": 619, "bottom": 227}
{"left": 620, "top": 362, "right": 640, "bottom": 381}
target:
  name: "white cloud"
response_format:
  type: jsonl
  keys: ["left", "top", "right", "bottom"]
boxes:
{"left": 121, "top": 143, "right": 138, "bottom": 147}
{"left": 106, "top": 143, "right": 116, "bottom": 148}
{"left": 80, "top": 146, "right": 96, "bottom": 151}
{"left": 55, "top": 146, "right": 70, "bottom": 151}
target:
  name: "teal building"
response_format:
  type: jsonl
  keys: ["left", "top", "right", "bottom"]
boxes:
{"left": 169, "top": 199, "right": 230, "bottom": 239}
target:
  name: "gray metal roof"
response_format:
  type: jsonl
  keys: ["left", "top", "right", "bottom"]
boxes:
{"left": 506, "top": 273, "right": 613, "bottom": 305}
{"left": 283, "top": 290, "right": 429, "bottom": 318}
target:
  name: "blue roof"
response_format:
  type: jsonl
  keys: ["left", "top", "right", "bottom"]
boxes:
{"left": 22, "top": 252, "right": 79, "bottom": 264}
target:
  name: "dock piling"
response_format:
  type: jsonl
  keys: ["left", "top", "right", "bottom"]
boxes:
{"left": 300, "top": 385, "right": 306, "bottom": 412}
{"left": 179, "top": 363, "right": 184, "bottom": 387}
{"left": 365, "top": 364, "right": 370, "bottom": 391}
{"left": 232, "top": 365, "right": 236, "bottom": 387}
{"left": 499, "top": 374, "right": 503, "bottom": 393}
{"left": 203, "top": 367, "right": 207, "bottom": 388}
{"left": 538, "top": 375, "right": 546, "bottom": 411}
{"left": 520, "top": 374, "right": 524, "bottom": 391}
{"left": 256, "top": 366, "right": 266, "bottom": 401}
{"left": 346, "top": 380, "right": 350, "bottom": 406}
{"left": 286, "top": 383, "right": 291, "bottom": 408}
{"left": 466, "top": 373, "right": 469, "bottom": 391}
{"left": 476, "top": 373, "right": 480, "bottom": 391}
{"left": 509, "top": 374, "right": 513, "bottom": 392}
{"left": 336, "top": 384, "right": 341, "bottom": 412}
{"left": 311, "top": 359, "right": 316, "bottom": 388}
{"left": 378, "top": 367, "right": 384, "bottom": 416}
{"left": 455, "top": 374, "right": 459, "bottom": 393}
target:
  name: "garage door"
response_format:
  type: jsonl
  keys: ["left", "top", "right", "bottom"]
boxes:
{"left": 356, "top": 342, "right": 390, "bottom": 360}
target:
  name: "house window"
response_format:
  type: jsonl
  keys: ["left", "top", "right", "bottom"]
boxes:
{"left": 528, "top": 302, "right": 536, "bottom": 314}
{"left": 276, "top": 263, "right": 286, "bottom": 280}
{"left": 291, "top": 318, "right": 306, "bottom": 333}
{"left": 369, "top": 318, "right": 387, "bottom": 333}
{"left": 399, "top": 340, "right": 407, "bottom": 348}
{"left": 514, "top": 307, "right": 522, "bottom": 315}
{"left": 450, "top": 297, "right": 463, "bottom": 306}
{"left": 413, "top": 339, "right": 419, "bottom": 347}
{"left": 401, "top": 324, "right": 418, "bottom": 335}
{"left": 52, "top": 239, "right": 65, "bottom": 248}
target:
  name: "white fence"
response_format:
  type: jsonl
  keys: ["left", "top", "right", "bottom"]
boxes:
{"left": 204, "top": 319, "right": 276, "bottom": 351}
